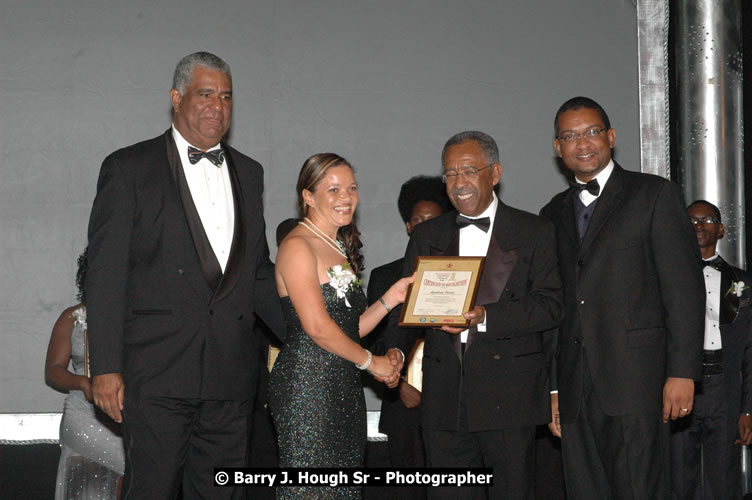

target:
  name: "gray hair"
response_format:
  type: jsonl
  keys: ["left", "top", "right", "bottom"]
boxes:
{"left": 441, "top": 131, "right": 500, "bottom": 167}
{"left": 172, "top": 52, "right": 231, "bottom": 94}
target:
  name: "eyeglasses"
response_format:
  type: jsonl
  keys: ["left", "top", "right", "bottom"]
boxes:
{"left": 442, "top": 165, "right": 491, "bottom": 183}
{"left": 689, "top": 216, "right": 721, "bottom": 225}
{"left": 557, "top": 127, "right": 608, "bottom": 143}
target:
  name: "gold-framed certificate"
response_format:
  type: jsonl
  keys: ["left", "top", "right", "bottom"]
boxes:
{"left": 399, "top": 256, "right": 485, "bottom": 327}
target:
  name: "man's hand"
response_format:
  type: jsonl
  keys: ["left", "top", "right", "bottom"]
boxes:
{"left": 374, "top": 348, "right": 404, "bottom": 389}
{"left": 662, "top": 377, "right": 694, "bottom": 423}
{"left": 548, "top": 393, "right": 561, "bottom": 438}
{"left": 441, "top": 306, "right": 485, "bottom": 335}
{"left": 399, "top": 381, "right": 422, "bottom": 408}
{"left": 736, "top": 414, "right": 752, "bottom": 445}
{"left": 92, "top": 373, "right": 125, "bottom": 423}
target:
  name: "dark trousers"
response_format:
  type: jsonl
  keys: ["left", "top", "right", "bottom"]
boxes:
{"left": 121, "top": 395, "right": 250, "bottom": 500}
{"left": 671, "top": 374, "right": 743, "bottom": 500}
{"left": 561, "top": 360, "right": 670, "bottom": 500}
{"left": 423, "top": 426, "right": 536, "bottom": 500}
{"left": 383, "top": 426, "right": 426, "bottom": 499}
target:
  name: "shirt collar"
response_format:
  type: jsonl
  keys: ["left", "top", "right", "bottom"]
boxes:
{"left": 171, "top": 125, "right": 222, "bottom": 154}
{"left": 458, "top": 193, "right": 499, "bottom": 223}
{"left": 575, "top": 159, "right": 614, "bottom": 193}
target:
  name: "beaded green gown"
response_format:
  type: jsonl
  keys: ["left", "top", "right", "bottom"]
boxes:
{"left": 269, "top": 283, "right": 367, "bottom": 499}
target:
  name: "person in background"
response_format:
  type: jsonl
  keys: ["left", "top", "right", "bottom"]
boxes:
{"left": 45, "top": 248, "right": 125, "bottom": 499}
{"left": 366, "top": 175, "right": 449, "bottom": 500}
{"left": 670, "top": 200, "right": 752, "bottom": 500}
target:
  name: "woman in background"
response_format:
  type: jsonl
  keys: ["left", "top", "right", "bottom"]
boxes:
{"left": 269, "top": 153, "right": 413, "bottom": 499}
{"left": 45, "top": 248, "right": 124, "bottom": 499}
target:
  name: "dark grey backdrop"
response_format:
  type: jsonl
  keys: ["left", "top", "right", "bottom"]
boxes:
{"left": 0, "top": 0, "right": 638, "bottom": 412}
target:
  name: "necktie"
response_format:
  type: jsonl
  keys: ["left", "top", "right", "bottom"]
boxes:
{"left": 574, "top": 178, "right": 600, "bottom": 197}
{"left": 456, "top": 214, "right": 491, "bottom": 233}
{"left": 188, "top": 146, "right": 225, "bottom": 167}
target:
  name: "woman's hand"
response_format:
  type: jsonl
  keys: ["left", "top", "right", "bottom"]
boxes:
{"left": 381, "top": 272, "right": 417, "bottom": 310}
{"left": 367, "top": 354, "right": 400, "bottom": 384}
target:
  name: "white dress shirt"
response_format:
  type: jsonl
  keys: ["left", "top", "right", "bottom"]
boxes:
{"left": 172, "top": 126, "right": 234, "bottom": 271}
{"left": 458, "top": 194, "right": 498, "bottom": 342}
{"left": 702, "top": 253, "right": 723, "bottom": 350}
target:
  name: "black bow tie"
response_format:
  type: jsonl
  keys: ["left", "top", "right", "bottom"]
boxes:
{"left": 188, "top": 146, "right": 225, "bottom": 167}
{"left": 456, "top": 214, "right": 491, "bottom": 233}
{"left": 574, "top": 178, "right": 600, "bottom": 197}
{"left": 703, "top": 257, "right": 724, "bottom": 272}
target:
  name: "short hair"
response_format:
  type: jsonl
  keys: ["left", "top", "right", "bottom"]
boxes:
{"left": 75, "top": 247, "right": 88, "bottom": 303}
{"left": 397, "top": 175, "right": 451, "bottom": 223}
{"left": 554, "top": 96, "right": 611, "bottom": 136}
{"left": 441, "top": 131, "right": 500, "bottom": 168}
{"left": 172, "top": 52, "right": 231, "bottom": 95}
{"left": 688, "top": 199, "right": 722, "bottom": 223}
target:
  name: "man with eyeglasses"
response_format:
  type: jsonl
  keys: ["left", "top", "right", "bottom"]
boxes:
{"left": 670, "top": 200, "right": 752, "bottom": 499}
{"left": 539, "top": 96, "right": 705, "bottom": 499}
{"left": 386, "top": 131, "right": 563, "bottom": 499}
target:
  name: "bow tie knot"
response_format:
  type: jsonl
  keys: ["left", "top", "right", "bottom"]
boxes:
{"left": 703, "top": 257, "right": 724, "bottom": 272}
{"left": 188, "top": 146, "right": 225, "bottom": 167}
{"left": 574, "top": 178, "right": 600, "bottom": 197}
{"left": 456, "top": 214, "right": 491, "bottom": 233}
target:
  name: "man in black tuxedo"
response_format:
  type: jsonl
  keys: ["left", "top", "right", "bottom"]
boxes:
{"left": 387, "top": 131, "right": 563, "bottom": 499}
{"left": 540, "top": 96, "right": 705, "bottom": 499}
{"left": 85, "top": 52, "right": 283, "bottom": 499}
{"left": 671, "top": 200, "right": 752, "bottom": 499}
{"left": 367, "top": 175, "right": 449, "bottom": 499}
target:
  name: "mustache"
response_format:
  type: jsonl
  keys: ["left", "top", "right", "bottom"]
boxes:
{"left": 451, "top": 187, "right": 476, "bottom": 197}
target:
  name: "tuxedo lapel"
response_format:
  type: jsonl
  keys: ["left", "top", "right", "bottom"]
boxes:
{"left": 466, "top": 204, "right": 519, "bottom": 350}
{"left": 211, "top": 149, "right": 246, "bottom": 305}
{"left": 555, "top": 188, "right": 580, "bottom": 251}
{"left": 166, "top": 131, "right": 225, "bottom": 294}
{"left": 580, "top": 164, "right": 625, "bottom": 254}
{"left": 718, "top": 257, "right": 740, "bottom": 325}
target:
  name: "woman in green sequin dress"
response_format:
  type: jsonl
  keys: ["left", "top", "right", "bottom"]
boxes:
{"left": 269, "top": 153, "right": 414, "bottom": 499}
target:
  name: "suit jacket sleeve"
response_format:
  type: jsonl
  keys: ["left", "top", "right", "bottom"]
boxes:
{"left": 740, "top": 272, "right": 752, "bottom": 413}
{"left": 649, "top": 181, "right": 705, "bottom": 379}
{"left": 483, "top": 219, "right": 563, "bottom": 338}
{"left": 384, "top": 236, "right": 422, "bottom": 359}
{"left": 85, "top": 153, "right": 135, "bottom": 376}
{"left": 254, "top": 235, "right": 286, "bottom": 344}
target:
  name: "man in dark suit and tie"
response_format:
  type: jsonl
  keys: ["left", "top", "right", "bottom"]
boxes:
{"left": 85, "top": 52, "right": 283, "bottom": 499}
{"left": 671, "top": 200, "right": 752, "bottom": 499}
{"left": 540, "top": 96, "right": 705, "bottom": 499}
{"left": 387, "top": 131, "right": 563, "bottom": 499}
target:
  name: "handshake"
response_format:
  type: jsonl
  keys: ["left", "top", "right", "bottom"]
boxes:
{"left": 367, "top": 347, "right": 404, "bottom": 389}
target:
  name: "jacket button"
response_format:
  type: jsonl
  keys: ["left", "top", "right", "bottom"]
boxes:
{"left": 177, "top": 268, "right": 184, "bottom": 275}
{"left": 577, "top": 297, "right": 585, "bottom": 304}
{"left": 493, "top": 354, "right": 501, "bottom": 360}
{"left": 574, "top": 338, "right": 581, "bottom": 345}
{"left": 577, "top": 259, "right": 584, "bottom": 266}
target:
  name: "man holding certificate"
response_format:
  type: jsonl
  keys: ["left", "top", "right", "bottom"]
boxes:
{"left": 386, "top": 131, "right": 563, "bottom": 499}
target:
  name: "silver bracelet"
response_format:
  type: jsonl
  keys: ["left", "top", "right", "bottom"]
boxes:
{"left": 356, "top": 349, "right": 373, "bottom": 370}
{"left": 378, "top": 297, "right": 391, "bottom": 313}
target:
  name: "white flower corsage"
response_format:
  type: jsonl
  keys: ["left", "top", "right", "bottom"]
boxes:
{"left": 727, "top": 281, "right": 750, "bottom": 298}
{"left": 327, "top": 263, "right": 362, "bottom": 308}
{"left": 71, "top": 306, "right": 87, "bottom": 330}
